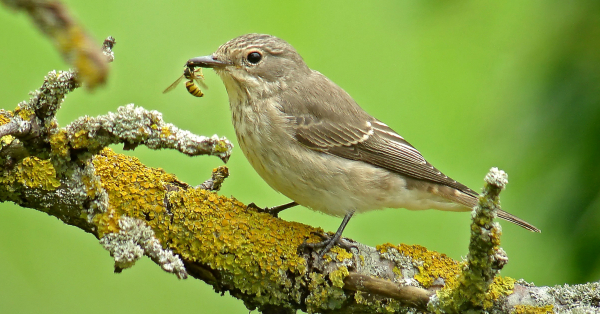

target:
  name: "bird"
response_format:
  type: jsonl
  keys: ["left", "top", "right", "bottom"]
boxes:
{"left": 186, "top": 33, "right": 540, "bottom": 256}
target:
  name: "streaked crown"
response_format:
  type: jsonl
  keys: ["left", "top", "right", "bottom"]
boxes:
{"left": 211, "top": 34, "right": 311, "bottom": 95}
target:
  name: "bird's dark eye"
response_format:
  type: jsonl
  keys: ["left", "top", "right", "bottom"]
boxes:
{"left": 247, "top": 52, "right": 262, "bottom": 64}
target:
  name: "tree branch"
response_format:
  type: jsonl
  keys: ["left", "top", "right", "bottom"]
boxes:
{"left": 2, "top": 1, "right": 600, "bottom": 313}
{"left": 3, "top": 0, "right": 109, "bottom": 89}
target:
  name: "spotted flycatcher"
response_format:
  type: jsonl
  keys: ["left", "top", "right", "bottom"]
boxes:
{"left": 187, "top": 34, "right": 539, "bottom": 255}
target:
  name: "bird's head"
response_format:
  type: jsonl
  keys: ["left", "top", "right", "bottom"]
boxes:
{"left": 187, "top": 34, "right": 311, "bottom": 100}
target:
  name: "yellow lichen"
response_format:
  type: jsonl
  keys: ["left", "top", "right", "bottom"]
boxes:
{"left": 305, "top": 272, "right": 347, "bottom": 312}
{"left": 392, "top": 266, "right": 402, "bottom": 277}
{"left": 378, "top": 243, "right": 461, "bottom": 288}
{"left": 49, "top": 130, "right": 70, "bottom": 159}
{"left": 353, "top": 290, "right": 401, "bottom": 313}
{"left": 330, "top": 246, "right": 353, "bottom": 262}
{"left": 91, "top": 148, "right": 327, "bottom": 307}
{"left": 92, "top": 148, "right": 174, "bottom": 237}
{"left": 0, "top": 156, "right": 61, "bottom": 190}
{"left": 436, "top": 269, "right": 516, "bottom": 310}
{"left": 0, "top": 111, "right": 11, "bottom": 125}
{"left": 213, "top": 139, "right": 231, "bottom": 154}
{"left": 71, "top": 129, "right": 92, "bottom": 149}
{"left": 483, "top": 276, "right": 516, "bottom": 308}
{"left": 1, "top": 134, "right": 15, "bottom": 148}
{"left": 0, "top": 110, "right": 15, "bottom": 148}
{"left": 378, "top": 243, "right": 516, "bottom": 310}
{"left": 329, "top": 266, "right": 349, "bottom": 288}
{"left": 15, "top": 108, "right": 33, "bottom": 121}
{"left": 512, "top": 304, "right": 554, "bottom": 314}
{"left": 160, "top": 126, "right": 171, "bottom": 138}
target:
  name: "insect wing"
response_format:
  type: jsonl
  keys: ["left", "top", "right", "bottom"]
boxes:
{"left": 163, "top": 74, "right": 185, "bottom": 94}
{"left": 191, "top": 68, "right": 208, "bottom": 89}
{"left": 193, "top": 76, "right": 209, "bottom": 90}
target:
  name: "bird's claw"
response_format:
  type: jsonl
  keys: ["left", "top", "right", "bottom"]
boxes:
{"left": 247, "top": 202, "right": 280, "bottom": 218}
{"left": 298, "top": 231, "right": 357, "bottom": 259}
{"left": 247, "top": 201, "right": 298, "bottom": 218}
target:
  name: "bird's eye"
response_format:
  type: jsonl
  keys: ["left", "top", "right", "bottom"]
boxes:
{"left": 247, "top": 52, "right": 262, "bottom": 64}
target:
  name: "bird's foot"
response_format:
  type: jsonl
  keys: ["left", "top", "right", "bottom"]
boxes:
{"left": 247, "top": 201, "right": 298, "bottom": 218}
{"left": 299, "top": 231, "right": 357, "bottom": 259}
{"left": 298, "top": 210, "right": 356, "bottom": 261}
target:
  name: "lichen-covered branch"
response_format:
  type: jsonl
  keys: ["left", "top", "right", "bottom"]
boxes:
{"left": 0, "top": 32, "right": 231, "bottom": 277}
{"left": 198, "top": 165, "right": 230, "bottom": 191}
{"left": 434, "top": 167, "right": 510, "bottom": 313}
{"left": 343, "top": 273, "right": 433, "bottom": 311}
{"left": 58, "top": 103, "right": 233, "bottom": 162}
{"left": 2, "top": 0, "right": 109, "bottom": 89}
{"left": 0, "top": 70, "right": 598, "bottom": 314}
{"left": 3, "top": 143, "right": 598, "bottom": 313}
{"left": 100, "top": 216, "right": 188, "bottom": 279}
{"left": 3, "top": 2, "right": 599, "bottom": 312}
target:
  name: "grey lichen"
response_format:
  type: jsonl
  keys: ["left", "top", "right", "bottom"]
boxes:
{"left": 518, "top": 282, "right": 600, "bottom": 313}
{"left": 100, "top": 216, "right": 187, "bottom": 279}
{"left": 547, "top": 282, "right": 600, "bottom": 310}
{"left": 19, "top": 70, "right": 78, "bottom": 126}
{"left": 484, "top": 167, "right": 508, "bottom": 190}
{"left": 64, "top": 104, "right": 233, "bottom": 162}
{"left": 377, "top": 245, "right": 422, "bottom": 285}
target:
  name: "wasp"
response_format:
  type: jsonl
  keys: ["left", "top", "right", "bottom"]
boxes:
{"left": 163, "top": 65, "right": 208, "bottom": 97}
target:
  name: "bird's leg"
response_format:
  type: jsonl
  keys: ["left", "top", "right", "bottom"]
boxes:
{"left": 247, "top": 201, "right": 298, "bottom": 218}
{"left": 299, "top": 210, "right": 356, "bottom": 258}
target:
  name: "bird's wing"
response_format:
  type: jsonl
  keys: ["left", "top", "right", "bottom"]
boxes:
{"left": 291, "top": 114, "right": 476, "bottom": 196}
{"left": 278, "top": 71, "right": 477, "bottom": 196}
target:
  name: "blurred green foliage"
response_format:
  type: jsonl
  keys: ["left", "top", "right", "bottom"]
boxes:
{"left": 0, "top": 1, "right": 598, "bottom": 313}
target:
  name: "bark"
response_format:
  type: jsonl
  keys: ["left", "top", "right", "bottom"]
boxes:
{"left": 2, "top": 1, "right": 599, "bottom": 313}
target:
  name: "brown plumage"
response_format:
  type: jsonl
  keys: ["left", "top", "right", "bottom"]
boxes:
{"left": 187, "top": 34, "right": 540, "bottom": 256}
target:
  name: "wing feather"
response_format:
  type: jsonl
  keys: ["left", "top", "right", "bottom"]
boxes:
{"left": 279, "top": 70, "right": 476, "bottom": 196}
{"left": 292, "top": 115, "right": 477, "bottom": 196}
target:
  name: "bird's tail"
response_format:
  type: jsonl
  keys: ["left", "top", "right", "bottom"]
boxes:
{"left": 497, "top": 209, "right": 541, "bottom": 233}
{"left": 438, "top": 187, "right": 541, "bottom": 232}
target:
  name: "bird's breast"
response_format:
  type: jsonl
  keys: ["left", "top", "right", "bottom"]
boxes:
{"left": 228, "top": 97, "right": 395, "bottom": 216}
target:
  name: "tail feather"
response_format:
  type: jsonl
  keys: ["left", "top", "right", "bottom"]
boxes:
{"left": 497, "top": 209, "right": 541, "bottom": 233}
{"left": 429, "top": 183, "right": 541, "bottom": 232}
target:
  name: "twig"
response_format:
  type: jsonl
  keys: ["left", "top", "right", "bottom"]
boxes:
{"left": 61, "top": 104, "right": 233, "bottom": 162}
{"left": 437, "top": 167, "right": 510, "bottom": 312}
{"left": 343, "top": 273, "right": 433, "bottom": 311}
{"left": 198, "top": 166, "right": 230, "bottom": 191}
{"left": 2, "top": 0, "right": 109, "bottom": 88}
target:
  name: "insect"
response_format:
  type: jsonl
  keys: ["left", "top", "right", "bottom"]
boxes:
{"left": 163, "top": 66, "right": 208, "bottom": 97}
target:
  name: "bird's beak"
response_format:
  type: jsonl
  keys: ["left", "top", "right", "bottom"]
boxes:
{"left": 186, "top": 55, "right": 228, "bottom": 68}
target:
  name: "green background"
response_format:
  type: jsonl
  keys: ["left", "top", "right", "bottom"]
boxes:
{"left": 1, "top": 1, "right": 599, "bottom": 313}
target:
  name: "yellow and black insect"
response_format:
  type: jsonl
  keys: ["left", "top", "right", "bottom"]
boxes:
{"left": 163, "top": 66, "right": 208, "bottom": 97}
